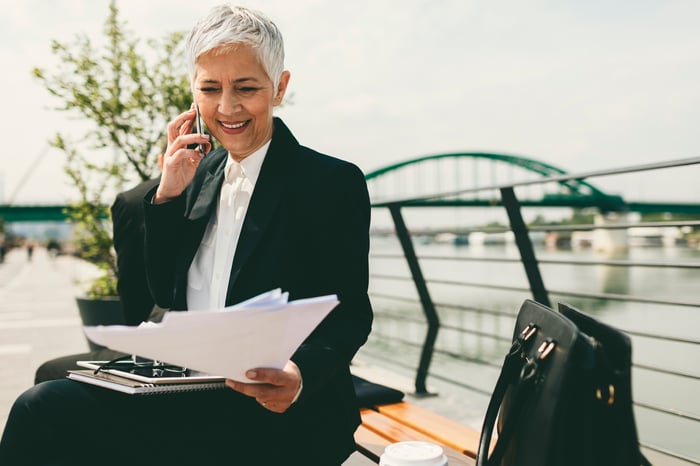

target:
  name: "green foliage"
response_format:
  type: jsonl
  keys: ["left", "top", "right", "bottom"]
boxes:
{"left": 33, "top": 1, "right": 191, "bottom": 297}
{"left": 528, "top": 210, "right": 596, "bottom": 227}
{"left": 641, "top": 212, "right": 700, "bottom": 222}
{"left": 86, "top": 273, "right": 120, "bottom": 300}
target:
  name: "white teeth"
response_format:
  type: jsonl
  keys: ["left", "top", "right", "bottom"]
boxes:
{"left": 221, "top": 121, "right": 247, "bottom": 129}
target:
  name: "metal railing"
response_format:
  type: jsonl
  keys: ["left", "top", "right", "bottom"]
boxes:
{"left": 362, "top": 156, "right": 700, "bottom": 465}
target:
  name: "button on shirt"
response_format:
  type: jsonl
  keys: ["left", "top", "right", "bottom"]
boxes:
{"left": 187, "top": 141, "right": 270, "bottom": 311}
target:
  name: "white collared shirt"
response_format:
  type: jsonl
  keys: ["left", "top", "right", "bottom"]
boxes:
{"left": 187, "top": 141, "right": 270, "bottom": 311}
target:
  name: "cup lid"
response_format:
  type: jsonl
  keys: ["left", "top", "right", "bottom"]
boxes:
{"left": 379, "top": 441, "right": 448, "bottom": 466}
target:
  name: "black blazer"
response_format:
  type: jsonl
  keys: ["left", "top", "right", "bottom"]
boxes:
{"left": 144, "top": 118, "right": 373, "bottom": 463}
{"left": 111, "top": 177, "right": 160, "bottom": 325}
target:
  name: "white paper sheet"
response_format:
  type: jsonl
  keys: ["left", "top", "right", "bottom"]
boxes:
{"left": 83, "top": 290, "right": 339, "bottom": 382}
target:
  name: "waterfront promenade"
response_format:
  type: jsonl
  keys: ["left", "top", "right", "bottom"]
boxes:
{"left": 0, "top": 247, "right": 98, "bottom": 430}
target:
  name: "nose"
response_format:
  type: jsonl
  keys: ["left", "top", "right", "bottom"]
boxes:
{"left": 218, "top": 89, "right": 243, "bottom": 115}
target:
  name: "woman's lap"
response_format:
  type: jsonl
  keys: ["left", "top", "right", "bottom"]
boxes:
{"left": 0, "top": 379, "right": 286, "bottom": 465}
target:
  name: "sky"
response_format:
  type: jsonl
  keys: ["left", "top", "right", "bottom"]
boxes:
{"left": 1, "top": 0, "right": 699, "bottom": 205}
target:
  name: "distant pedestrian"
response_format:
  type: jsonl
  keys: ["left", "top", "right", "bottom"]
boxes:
{"left": 26, "top": 241, "right": 34, "bottom": 261}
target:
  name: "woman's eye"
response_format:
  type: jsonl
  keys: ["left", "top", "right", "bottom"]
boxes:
{"left": 199, "top": 87, "right": 219, "bottom": 93}
{"left": 238, "top": 87, "right": 259, "bottom": 93}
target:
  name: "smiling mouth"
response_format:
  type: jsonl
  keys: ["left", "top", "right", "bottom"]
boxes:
{"left": 221, "top": 120, "right": 250, "bottom": 130}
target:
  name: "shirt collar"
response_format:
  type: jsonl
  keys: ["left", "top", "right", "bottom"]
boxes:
{"left": 224, "top": 140, "right": 271, "bottom": 185}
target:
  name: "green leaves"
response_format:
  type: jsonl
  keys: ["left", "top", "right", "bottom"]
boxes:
{"left": 35, "top": 0, "right": 191, "bottom": 297}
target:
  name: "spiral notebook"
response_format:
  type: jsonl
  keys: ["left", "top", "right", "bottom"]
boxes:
{"left": 67, "top": 369, "right": 226, "bottom": 395}
{"left": 75, "top": 360, "right": 224, "bottom": 384}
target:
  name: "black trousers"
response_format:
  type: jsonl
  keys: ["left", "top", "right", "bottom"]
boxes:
{"left": 33, "top": 349, "right": 127, "bottom": 384}
{"left": 0, "top": 379, "right": 331, "bottom": 466}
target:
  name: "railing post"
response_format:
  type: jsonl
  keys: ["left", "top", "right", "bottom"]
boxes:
{"left": 388, "top": 204, "right": 439, "bottom": 396}
{"left": 500, "top": 187, "right": 551, "bottom": 307}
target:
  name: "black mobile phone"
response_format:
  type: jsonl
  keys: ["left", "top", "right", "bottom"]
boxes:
{"left": 187, "top": 103, "right": 207, "bottom": 153}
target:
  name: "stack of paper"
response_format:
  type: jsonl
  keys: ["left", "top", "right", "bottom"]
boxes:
{"left": 84, "top": 289, "right": 339, "bottom": 383}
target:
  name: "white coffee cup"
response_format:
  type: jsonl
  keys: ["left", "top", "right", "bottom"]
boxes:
{"left": 379, "top": 441, "right": 449, "bottom": 466}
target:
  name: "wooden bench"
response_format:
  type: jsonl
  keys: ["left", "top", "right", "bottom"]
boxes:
{"left": 351, "top": 401, "right": 487, "bottom": 465}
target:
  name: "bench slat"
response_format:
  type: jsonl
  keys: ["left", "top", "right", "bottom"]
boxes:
{"left": 355, "top": 424, "right": 390, "bottom": 461}
{"left": 377, "top": 402, "right": 481, "bottom": 457}
{"left": 362, "top": 408, "right": 440, "bottom": 444}
{"left": 359, "top": 408, "right": 476, "bottom": 466}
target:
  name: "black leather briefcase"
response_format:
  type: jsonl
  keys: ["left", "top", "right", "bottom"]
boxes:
{"left": 476, "top": 299, "right": 651, "bottom": 466}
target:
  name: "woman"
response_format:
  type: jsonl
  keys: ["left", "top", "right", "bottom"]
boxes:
{"left": 0, "top": 5, "right": 372, "bottom": 466}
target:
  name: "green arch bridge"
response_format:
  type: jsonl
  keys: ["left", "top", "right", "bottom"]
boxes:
{"left": 2, "top": 152, "right": 699, "bottom": 223}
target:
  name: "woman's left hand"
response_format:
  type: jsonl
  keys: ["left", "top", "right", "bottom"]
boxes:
{"left": 226, "top": 360, "right": 302, "bottom": 413}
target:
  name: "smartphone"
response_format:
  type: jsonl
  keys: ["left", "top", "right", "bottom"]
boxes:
{"left": 187, "top": 102, "right": 207, "bottom": 153}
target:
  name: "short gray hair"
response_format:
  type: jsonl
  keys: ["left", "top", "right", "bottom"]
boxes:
{"left": 185, "top": 4, "right": 285, "bottom": 90}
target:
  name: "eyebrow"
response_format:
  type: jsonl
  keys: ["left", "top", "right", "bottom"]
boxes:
{"left": 199, "top": 77, "right": 261, "bottom": 84}
{"left": 233, "top": 77, "right": 259, "bottom": 83}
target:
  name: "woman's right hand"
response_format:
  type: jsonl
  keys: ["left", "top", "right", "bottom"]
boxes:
{"left": 154, "top": 106, "right": 211, "bottom": 204}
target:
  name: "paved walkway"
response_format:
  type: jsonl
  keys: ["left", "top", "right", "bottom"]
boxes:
{"left": 0, "top": 247, "right": 99, "bottom": 431}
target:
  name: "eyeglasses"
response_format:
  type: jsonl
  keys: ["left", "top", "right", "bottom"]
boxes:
{"left": 94, "top": 355, "right": 189, "bottom": 378}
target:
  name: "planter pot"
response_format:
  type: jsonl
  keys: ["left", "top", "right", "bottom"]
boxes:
{"left": 76, "top": 296, "right": 126, "bottom": 351}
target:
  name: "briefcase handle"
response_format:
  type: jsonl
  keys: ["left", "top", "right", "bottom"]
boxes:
{"left": 476, "top": 325, "right": 540, "bottom": 466}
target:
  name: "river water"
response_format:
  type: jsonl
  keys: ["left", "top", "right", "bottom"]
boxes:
{"left": 360, "top": 237, "right": 700, "bottom": 463}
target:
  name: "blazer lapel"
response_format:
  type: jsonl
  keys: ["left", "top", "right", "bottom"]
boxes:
{"left": 178, "top": 150, "right": 227, "bottom": 279}
{"left": 186, "top": 155, "right": 227, "bottom": 221}
{"left": 225, "top": 118, "right": 297, "bottom": 297}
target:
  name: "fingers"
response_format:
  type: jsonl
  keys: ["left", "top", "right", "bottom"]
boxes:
{"left": 247, "top": 368, "right": 286, "bottom": 385}
{"left": 153, "top": 147, "right": 204, "bottom": 204}
{"left": 200, "top": 138, "right": 213, "bottom": 155}
{"left": 166, "top": 108, "right": 209, "bottom": 156}
{"left": 226, "top": 378, "right": 293, "bottom": 414}
{"left": 226, "top": 363, "right": 302, "bottom": 414}
{"left": 167, "top": 108, "right": 194, "bottom": 153}
{"left": 155, "top": 107, "right": 211, "bottom": 204}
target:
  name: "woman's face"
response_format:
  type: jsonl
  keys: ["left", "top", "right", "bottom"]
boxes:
{"left": 193, "top": 44, "right": 289, "bottom": 160}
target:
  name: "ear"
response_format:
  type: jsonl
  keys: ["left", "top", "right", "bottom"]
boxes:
{"left": 273, "top": 70, "right": 291, "bottom": 106}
